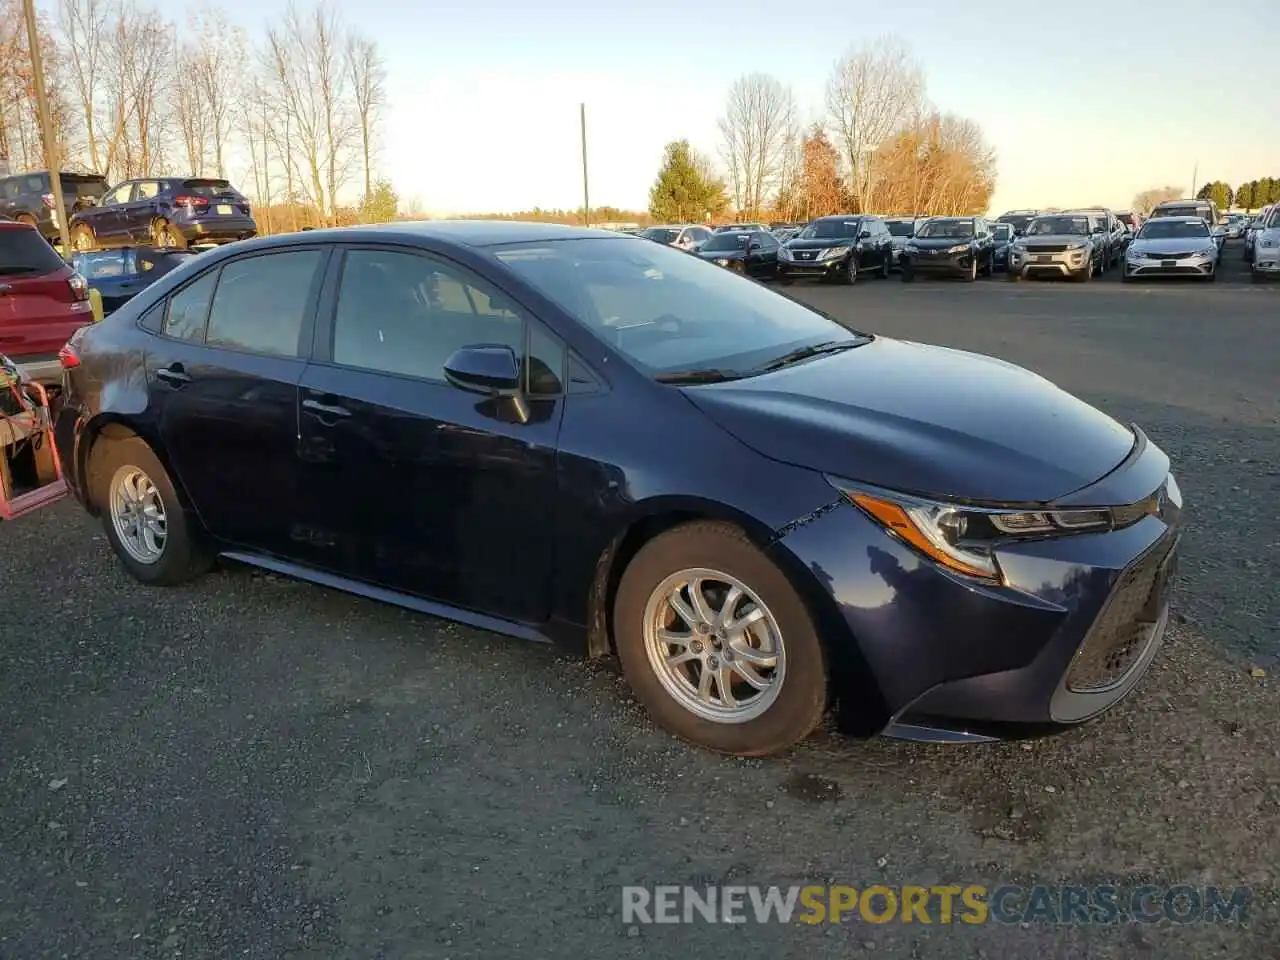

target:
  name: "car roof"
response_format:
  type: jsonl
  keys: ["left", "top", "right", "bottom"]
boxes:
{"left": 1143, "top": 216, "right": 1206, "bottom": 224}
{"left": 229, "top": 220, "right": 628, "bottom": 251}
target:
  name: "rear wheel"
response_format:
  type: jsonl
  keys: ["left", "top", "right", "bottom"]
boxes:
{"left": 71, "top": 224, "right": 96, "bottom": 252}
{"left": 91, "top": 437, "right": 212, "bottom": 586}
{"left": 614, "top": 522, "right": 829, "bottom": 756}
{"left": 151, "top": 219, "right": 187, "bottom": 249}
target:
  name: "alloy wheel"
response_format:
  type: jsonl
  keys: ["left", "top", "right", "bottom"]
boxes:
{"left": 109, "top": 465, "right": 168, "bottom": 565}
{"left": 642, "top": 567, "right": 785, "bottom": 723}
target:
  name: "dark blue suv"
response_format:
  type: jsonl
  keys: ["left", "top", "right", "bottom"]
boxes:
{"left": 69, "top": 177, "right": 257, "bottom": 251}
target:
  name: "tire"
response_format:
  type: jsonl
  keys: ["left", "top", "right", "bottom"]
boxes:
{"left": 1006, "top": 270, "right": 1020, "bottom": 282}
{"left": 1252, "top": 269, "right": 1264, "bottom": 284}
{"left": 71, "top": 224, "right": 96, "bottom": 252}
{"left": 613, "top": 521, "right": 829, "bottom": 756}
{"left": 1121, "top": 269, "right": 1134, "bottom": 283}
{"left": 1076, "top": 266, "right": 1092, "bottom": 283}
{"left": 962, "top": 257, "right": 977, "bottom": 282}
{"left": 91, "top": 436, "right": 212, "bottom": 586}
{"left": 845, "top": 257, "right": 859, "bottom": 285}
{"left": 879, "top": 256, "right": 890, "bottom": 279}
{"left": 1204, "top": 269, "right": 1216, "bottom": 283}
{"left": 152, "top": 219, "right": 188, "bottom": 249}
{"left": 900, "top": 267, "right": 915, "bottom": 283}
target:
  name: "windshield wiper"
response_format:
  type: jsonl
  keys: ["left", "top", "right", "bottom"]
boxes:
{"left": 753, "top": 339, "right": 863, "bottom": 374}
{"left": 654, "top": 368, "right": 745, "bottom": 385}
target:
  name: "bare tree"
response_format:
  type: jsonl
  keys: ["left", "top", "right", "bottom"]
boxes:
{"left": 1132, "top": 185, "right": 1183, "bottom": 217}
{"left": 345, "top": 32, "right": 385, "bottom": 204}
{"left": 717, "top": 73, "right": 796, "bottom": 218}
{"left": 102, "top": 1, "right": 172, "bottom": 178}
{"left": 265, "top": 2, "right": 357, "bottom": 224}
{"left": 57, "top": 0, "right": 111, "bottom": 172}
{"left": 825, "top": 37, "right": 925, "bottom": 212}
{"left": 171, "top": 37, "right": 208, "bottom": 175}
{"left": 187, "top": 4, "right": 244, "bottom": 176}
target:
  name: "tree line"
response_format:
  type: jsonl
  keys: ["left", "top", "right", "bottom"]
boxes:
{"left": 1195, "top": 179, "right": 1280, "bottom": 212}
{"left": 649, "top": 38, "right": 997, "bottom": 224}
{"left": 0, "top": 0, "right": 398, "bottom": 231}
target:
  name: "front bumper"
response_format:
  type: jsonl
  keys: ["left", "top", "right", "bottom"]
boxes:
{"left": 777, "top": 254, "right": 846, "bottom": 279}
{"left": 775, "top": 431, "right": 1181, "bottom": 740}
{"left": 901, "top": 250, "right": 973, "bottom": 275}
{"left": 1009, "top": 247, "right": 1091, "bottom": 277}
{"left": 1124, "top": 253, "right": 1216, "bottom": 277}
{"left": 1253, "top": 245, "right": 1280, "bottom": 274}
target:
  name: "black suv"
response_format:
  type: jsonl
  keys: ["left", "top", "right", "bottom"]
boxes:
{"left": 69, "top": 177, "right": 257, "bottom": 251}
{"left": 0, "top": 170, "right": 108, "bottom": 243}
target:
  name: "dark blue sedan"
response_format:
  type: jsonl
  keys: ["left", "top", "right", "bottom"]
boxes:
{"left": 71, "top": 247, "right": 198, "bottom": 315}
{"left": 53, "top": 222, "right": 1183, "bottom": 755}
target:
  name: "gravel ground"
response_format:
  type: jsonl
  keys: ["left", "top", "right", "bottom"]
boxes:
{"left": 1, "top": 244, "right": 1276, "bottom": 959}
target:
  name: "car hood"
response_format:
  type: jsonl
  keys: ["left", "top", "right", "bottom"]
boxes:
{"left": 1021, "top": 233, "right": 1092, "bottom": 246}
{"left": 1130, "top": 237, "right": 1215, "bottom": 255}
{"left": 697, "top": 248, "right": 748, "bottom": 261}
{"left": 786, "top": 237, "right": 855, "bottom": 252}
{"left": 908, "top": 236, "right": 975, "bottom": 249}
{"left": 683, "top": 337, "right": 1137, "bottom": 503}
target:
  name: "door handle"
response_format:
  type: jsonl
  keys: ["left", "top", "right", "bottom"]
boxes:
{"left": 156, "top": 364, "right": 191, "bottom": 385}
{"left": 302, "top": 398, "right": 352, "bottom": 419}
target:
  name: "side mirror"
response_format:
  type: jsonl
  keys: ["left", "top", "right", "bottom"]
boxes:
{"left": 746, "top": 239, "right": 761, "bottom": 253}
{"left": 444, "top": 345, "right": 521, "bottom": 396}
{"left": 858, "top": 230, "right": 871, "bottom": 239}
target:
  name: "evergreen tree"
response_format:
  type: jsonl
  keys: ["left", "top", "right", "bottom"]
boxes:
{"left": 649, "top": 141, "right": 729, "bottom": 222}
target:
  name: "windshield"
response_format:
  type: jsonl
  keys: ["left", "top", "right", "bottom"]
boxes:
{"left": 0, "top": 228, "right": 67, "bottom": 275}
{"left": 1137, "top": 220, "right": 1211, "bottom": 240}
{"left": 1026, "top": 216, "right": 1090, "bottom": 237}
{"left": 72, "top": 249, "right": 138, "bottom": 278}
{"left": 916, "top": 219, "right": 974, "bottom": 239}
{"left": 798, "top": 218, "right": 861, "bottom": 240}
{"left": 1152, "top": 205, "right": 1203, "bottom": 220}
{"left": 700, "top": 232, "right": 752, "bottom": 253}
{"left": 640, "top": 228, "right": 680, "bottom": 244}
{"left": 493, "top": 238, "right": 868, "bottom": 378}
{"left": 992, "top": 224, "right": 1013, "bottom": 241}
{"left": 885, "top": 220, "right": 914, "bottom": 237}
{"left": 998, "top": 214, "right": 1035, "bottom": 231}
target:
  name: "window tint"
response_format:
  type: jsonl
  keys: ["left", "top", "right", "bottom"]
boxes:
{"left": 164, "top": 271, "right": 217, "bottom": 341}
{"left": 526, "top": 321, "right": 564, "bottom": 395}
{"left": 332, "top": 249, "right": 524, "bottom": 381}
{"left": 204, "top": 250, "right": 321, "bottom": 357}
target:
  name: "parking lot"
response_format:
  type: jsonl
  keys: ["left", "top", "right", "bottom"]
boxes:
{"left": 1, "top": 247, "right": 1276, "bottom": 958}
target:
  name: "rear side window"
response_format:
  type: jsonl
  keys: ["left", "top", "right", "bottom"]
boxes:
{"left": 0, "top": 228, "right": 66, "bottom": 274}
{"left": 204, "top": 250, "right": 322, "bottom": 358}
{"left": 164, "top": 272, "right": 217, "bottom": 341}
{"left": 61, "top": 177, "right": 106, "bottom": 200}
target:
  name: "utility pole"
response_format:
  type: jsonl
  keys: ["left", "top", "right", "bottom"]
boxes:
{"left": 1190, "top": 161, "right": 1198, "bottom": 199}
{"left": 22, "top": 0, "right": 71, "bottom": 252}
{"left": 579, "top": 103, "right": 590, "bottom": 227}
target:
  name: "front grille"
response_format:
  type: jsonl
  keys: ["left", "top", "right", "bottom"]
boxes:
{"left": 1064, "top": 538, "right": 1176, "bottom": 693}
{"left": 794, "top": 251, "right": 817, "bottom": 261}
{"left": 1142, "top": 251, "right": 1195, "bottom": 259}
{"left": 1026, "top": 244, "right": 1068, "bottom": 253}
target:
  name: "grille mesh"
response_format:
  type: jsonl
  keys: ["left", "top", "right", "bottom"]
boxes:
{"left": 1065, "top": 538, "right": 1176, "bottom": 693}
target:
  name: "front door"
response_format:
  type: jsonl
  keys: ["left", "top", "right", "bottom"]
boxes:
{"left": 295, "top": 246, "right": 565, "bottom": 624}
{"left": 144, "top": 247, "right": 328, "bottom": 554}
{"left": 83, "top": 182, "right": 132, "bottom": 244}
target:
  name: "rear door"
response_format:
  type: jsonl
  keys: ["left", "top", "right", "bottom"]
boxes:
{"left": 144, "top": 246, "right": 329, "bottom": 555}
{"left": 294, "top": 244, "right": 565, "bottom": 622}
{"left": 0, "top": 226, "right": 91, "bottom": 359}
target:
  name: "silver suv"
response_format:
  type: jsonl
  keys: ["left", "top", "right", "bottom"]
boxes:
{"left": 1250, "top": 206, "right": 1280, "bottom": 283}
{"left": 1008, "top": 213, "right": 1104, "bottom": 282}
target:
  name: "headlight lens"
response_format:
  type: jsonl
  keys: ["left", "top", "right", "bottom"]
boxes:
{"left": 945, "top": 244, "right": 969, "bottom": 254}
{"left": 819, "top": 245, "right": 851, "bottom": 260}
{"left": 903, "top": 243, "right": 919, "bottom": 253}
{"left": 778, "top": 247, "right": 793, "bottom": 259}
{"left": 831, "top": 480, "right": 1114, "bottom": 582}
{"left": 1198, "top": 246, "right": 1217, "bottom": 257}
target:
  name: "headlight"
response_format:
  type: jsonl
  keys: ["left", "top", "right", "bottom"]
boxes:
{"left": 1066, "top": 242, "right": 1087, "bottom": 251}
{"left": 778, "top": 247, "right": 793, "bottom": 259}
{"left": 1197, "top": 246, "right": 1217, "bottom": 258}
{"left": 1011, "top": 243, "right": 1027, "bottom": 254}
{"left": 903, "top": 243, "right": 919, "bottom": 253}
{"left": 1127, "top": 246, "right": 1145, "bottom": 259}
{"left": 714, "top": 258, "right": 731, "bottom": 267}
{"left": 945, "top": 244, "right": 969, "bottom": 254}
{"left": 819, "top": 245, "right": 851, "bottom": 260}
{"left": 830, "top": 479, "right": 1113, "bottom": 582}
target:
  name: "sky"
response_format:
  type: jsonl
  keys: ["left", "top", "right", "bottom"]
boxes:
{"left": 108, "top": 0, "right": 1280, "bottom": 215}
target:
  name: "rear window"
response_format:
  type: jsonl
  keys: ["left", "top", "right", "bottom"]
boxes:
{"left": 181, "top": 179, "right": 240, "bottom": 198}
{"left": 0, "top": 228, "right": 67, "bottom": 275}
{"left": 61, "top": 176, "right": 106, "bottom": 199}
{"left": 1152, "top": 205, "right": 1203, "bottom": 219}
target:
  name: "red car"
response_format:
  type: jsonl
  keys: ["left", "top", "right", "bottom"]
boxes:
{"left": 0, "top": 220, "right": 94, "bottom": 382}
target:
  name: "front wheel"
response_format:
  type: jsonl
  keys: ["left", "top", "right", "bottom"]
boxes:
{"left": 614, "top": 522, "right": 829, "bottom": 756}
{"left": 845, "top": 257, "right": 859, "bottom": 285}
{"left": 1076, "top": 265, "right": 1093, "bottom": 283}
{"left": 92, "top": 437, "right": 212, "bottom": 586}
{"left": 879, "top": 256, "right": 890, "bottom": 279}
{"left": 962, "top": 257, "right": 977, "bottom": 282}
{"left": 900, "top": 267, "right": 915, "bottom": 282}
{"left": 71, "top": 224, "right": 96, "bottom": 252}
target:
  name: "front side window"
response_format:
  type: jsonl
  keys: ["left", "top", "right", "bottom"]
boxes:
{"left": 640, "top": 228, "right": 680, "bottom": 244}
{"left": 798, "top": 219, "right": 861, "bottom": 240}
{"left": 331, "top": 249, "right": 524, "bottom": 381}
{"left": 204, "top": 250, "right": 322, "bottom": 357}
{"left": 493, "top": 238, "right": 868, "bottom": 381}
{"left": 135, "top": 181, "right": 161, "bottom": 200}
{"left": 164, "top": 271, "right": 218, "bottom": 341}
{"left": 101, "top": 184, "right": 132, "bottom": 207}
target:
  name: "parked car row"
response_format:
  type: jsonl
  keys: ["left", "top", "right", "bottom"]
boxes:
{"left": 0, "top": 168, "right": 257, "bottom": 251}
{"left": 1244, "top": 204, "right": 1279, "bottom": 282}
